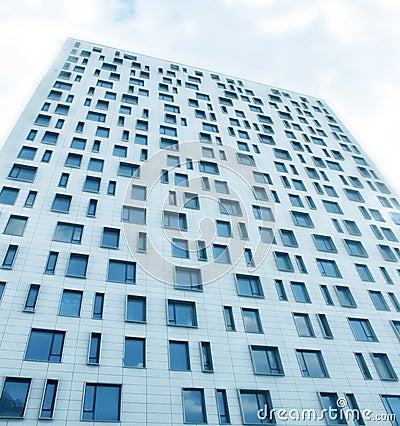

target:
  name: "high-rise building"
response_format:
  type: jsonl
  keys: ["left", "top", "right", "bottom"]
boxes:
{"left": 0, "top": 38, "right": 400, "bottom": 425}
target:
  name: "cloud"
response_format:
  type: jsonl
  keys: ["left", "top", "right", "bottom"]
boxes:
{"left": 0, "top": 0, "right": 399, "bottom": 192}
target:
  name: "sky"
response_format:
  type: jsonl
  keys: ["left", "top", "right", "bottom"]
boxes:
{"left": 0, "top": 0, "right": 399, "bottom": 193}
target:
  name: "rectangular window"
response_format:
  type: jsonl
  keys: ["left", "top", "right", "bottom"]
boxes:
{"left": 381, "top": 395, "right": 400, "bottom": 424}
{"left": 336, "top": 285, "right": 357, "bottom": 308}
{"left": 83, "top": 176, "right": 101, "bottom": 192}
{"left": 88, "top": 332, "right": 101, "bottom": 364}
{"left": 291, "top": 211, "right": 314, "bottom": 227}
{"left": 25, "top": 328, "right": 65, "bottom": 362}
{"left": 51, "top": 194, "right": 72, "bottom": 213}
{"left": 39, "top": 379, "right": 58, "bottom": 420}
{"left": 2, "top": 244, "right": 18, "bottom": 269}
{"left": 93, "top": 292, "right": 104, "bottom": 319}
{"left": 250, "top": 345, "right": 284, "bottom": 375}
{"left": 200, "top": 342, "right": 214, "bottom": 372}
{"left": 371, "top": 353, "right": 398, "bottom": 381}
{"left": 313, "top": 234, "right": 337, "bottom": 252}
{"left": 59, "top": 289, "right": 83, "bottom": 317}
{"left": 236, "top": 274, "right": 264, "bottom": 298}
{"left": 172, "top": 239, "right": 190, "bottom": 259}
{"left": 293, "top": 313, "right": 315, "bottom": 337}
{"left": 82, "top": 384, "right": 121, "bottom": 421}
{"left": 24, "top": 284, "right": 40, "bottom": 312}
{"left": 0, "top": 187, "right": 19, "bottom": 205}
{"left": 348, "top": 318, "right": 378, "bottom": 342}
{"left": 167, "top": 300, "right": 197, "bottom": 327}
{"left": 253, "top": 206, "right": 275, "bottom": 221}
{"left": 316, "top": 258, "right": 342, "bottom": 278}
{"left": 124, "top": 337, "right": 145, "bottom": 368}
{"left": 239, "top": 390, "right": 274, "bottom": 424}
{"left": 319, "top": 393, "right": 347, "bottom": 425}
{"left": 101, "top": 227, "right": 120, "bottom": 249}
{"left": 344, "top": 239, "right": 368, "bottom": 257}
{"left": 163, "top": 211, "right": 187, "bottom": 230}
{"left": 53, "top": 222, "right": 83, "bottom": 244}
{"left": 8, "top": 164, "right": 37, "bottom": 182}
{"left": 296, "top": 349, "right": 328, "bottom": 377}
{"left": 355, "top": 353, "right": 372, "bottom": 380}
{"left": 369, "top": 290, "right": 390, "bottom": 311}
{"left": 182, "top": 389, "right": 207, "bottom": 424}
{"left": 0, "top": 282, "right": 5, "bottom": 302}
{"left": 175, "top": 267, "right": 202, "bottom": 291}
{"left": 291, "top": 282, "right": 311, "bottom": 303}
{"left": 66, "top": 253, "right": 89, "bottom": 278}
{"left": 213, "top": 244, "right": 231, "bottom": 264}
{"left": 107, "top": 259, "right": 135, "bottom": 284}
{"left": 169, "top": 340, "right": 190, "bottom": 371}
{"left": 216, "top": 389, "right": 231, "bottom": 424}
{"left": 223, "top": 306, "right": 235, "bottom": 331}
{"left": 126, "top": 295, "right": 146, "bottom": 322}
{"left": 122, "top": 206, "right": 146, "bottom": 224}
{"left": 219, "top": 199, "right": 242, "bottom": 216}
{"left": 355, "top": 263, "right": 375, "bottom": 282}
{"left": 87, "top": 199, "right": 98, "bottom": 217}
{"left": 0, "top": 377, "right": 31, "bottom": 418}
{"left": 3, "top": 215, "right": 28, "bottom": 236}
{"left": 242, "top": 308, "right": 263, "bottom": 333}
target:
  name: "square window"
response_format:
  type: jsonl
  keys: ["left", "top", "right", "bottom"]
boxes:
{"left": 239, "top": 390, "right": 275, "bottom": 424}
{"left": 250, "top": 345, "right": 284, "bottom": 375}
{"left": 296, "top": 349, "right": 328, "bottom": 378}
{"left": 242, "top": 308, "right": 263, "bottom": 333}
{"left": 66, "top": 253, "right": 89, "bottom": 278}
{"left": 25, "top": 329, "right": 65, "bottom": 362}
{"left": 236, "top": 274, "right": 264, "bottom": 298}
{"left": 51, "top": 194, "right": 72, "bottom": 213}
{"left": 107, "top": 259, "right": 136, "bottom": 284}
{"left": 82, "top": 384, "right": 121, "bottom": 421}
{"left": 101, "top": 227, "right": 120, "bottom": 249}
{"left": 3, "top": 215, "right": 28, "bottom": 236}
{"left": 167, "top": 300, "right": 197, "bottom": 327}
{"left": 0, "top": 187, "right": 19, "bottom": 205}
{"left": 59, "top": 289, "right": 83, "bottom": 317}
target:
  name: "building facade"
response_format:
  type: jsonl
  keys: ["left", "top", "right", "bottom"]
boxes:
{"left": 0, "top": 38, "right": 400, "bottom": 425}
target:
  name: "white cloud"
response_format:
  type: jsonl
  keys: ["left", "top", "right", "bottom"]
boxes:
{"left": 0, "top": 0, "right": 399, "bottom": 193}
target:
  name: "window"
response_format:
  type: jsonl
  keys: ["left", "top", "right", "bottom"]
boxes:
{"left": 58, "top": 172, "right": 69, "bottom": 187}
{"left": 378, "top": 244, "right": 397, "bottom": 262}
{"left": 296, "top": 349, "right": 328, "bottom": 377}
{"left": 182, "top": 389, "right": 207, "bottom": 424}
{"left": 18, "top": 146, "right": 37, "bottom": 160}
{"left": 88, "top": 158, "right": 104, "bottom": 173}
{"left": 381, "top": 395, "right": 400, "bottom": 425}
{"left": 93, "top": 293, "right": 104, "bottom": 319}
{"left": 8, "top": 164, "right": 37, "bottom": 182}
{"left": 291, "top": 211, "right": 313, "bottom": 227}
{"left": 130, "top": 185, "right": 147, "bottom": 201}
{"left": 280, "top": 229, "right": 298, "bottom": 247}
{"left": 126, "top": 295, "right": 146, "bottom": 322}
{"left": 371, "top": 353, "right": 398, "bottom": 381}
{"left": 163, "top": 211, "right": 187, "bottom": 230}
{"left": 25, "top": 329, "right": 65, "bottom": 362}
{"left": 323, "top": 200, "right": 343, "bottom": 214}
{"left": 39, "top": 379, "right": 58, "bottom": 420}
{"left": 354, "top": 353, "right": 373, "bottom": 380}
{"left": 250, "top": 345, "right": 284, "bottom": 375}
{"left": 316, "top": 258, "right": 342, "bottom": 278}
{"left": 0, "top": 187, "right": 19, "bottom": 205}
{"left": 215, "top": 180, "right": 229, "bottom": 194}
{"left": 348, "top": 318, "right": 378, "bottom": 342}
{"left": 289, "top": 194, "right": 304, "bottom": 207}
{"left": 293, "top": 313, "right": 315, "bottom": 337}
{"left": 23, "top": 283, "right": 40, "bottom": 312}
{"left": 213, "top": 244, "right": 231, "bottom": 263}
{"left": 82, "top": 384, "right": 121, "bottom": 421}
{"left": 83, "top": 176, "right": 101, "bottom": 192}
{"left": 59, "top": 289, "right": 83, "bottom": 317}
{"left": 0, "top": 377, "right": 31, "bottom": 418}
{"left": 107, "top": 259, "right": 135, "bottom": 284}
{"left": 88, "top": 333, "right": 101, "bottom": 364}
{"left": 2, "top": 244, "right": 18, "bottom": 269}
{"left": 0, "top": 282, "right": 5, "bottom": 302}
{"left": 236, "top": 274, "right": 263, "bottom": 298}
{"left": 172, "top": 239, "right": 189, "bottom": 259}
{"left": 223, "top": 306, "right": 235, "bottom": 331}
{"left": 175, "top": 267, "right": 202, "bottom": 291}
{"left": 101, "top": 227, "right": 120, "bottom": 249}
{"left": 336, "top": 286, "right": 357, "bottom": 307}
{"left": 184, "top": 193, "right": 200, "bottom": 209}
{"left": 51, "top": 194, "right": 72, "bottom": 212}
{"left": 175, "top": 173, "right": 189, "bottom": 186}
{"left": 239, "top": 390, "right": 274, "bottom": 424}
{"left": 87, "top": 199, "right": 97, "bottom": 217}
{"left": 199, "top": 160, "right": 219, "bottom": 174}
{"left": 319, "top": 393, "right": 347, "bottom": 425}
{"left": 274, "top": 251, "right": 294, "bottom": 272}
{"left": 344, "top": 239, "right": 368, "bottom": 257}
{"left": 253, "top": 206, "right": 274, "bottom": 221}
{"left": 219, "top": 198, "right": 242, "bottom": 216}
{"left": 344, "top": 220, "right": 361, "bottom": 236}
{"left": 167, "top": 300, "right": 197, "bottom": 327}
{"left": 124, "top": 337, "right": 145, "bottom": 368}
{"left": 291, "top": 282, "right": 311, "bottom": 303}
{"left": 317, "top": 314, "right": 333, "bottom": 339}
{"left": 65, "top": 152, "right": 82, "bottom": 168}
{"left": 3, "top": 215, "right": 27, "bottom": 236}
{"left": 169, "top": 340, "right": 190, "bottom": 370}
{"left": 355, "top": 263, "right": 374, "bottom": 282}
{"left": 216, "top": 389, "right": 231, "bottom": 425}
{"left": 369, "top": 290, "right": 390, "bottom": 311}
{"left": 66, "top": 253, "right": 89, "bottom": 278}
{"left": 313, "top": 235, "right": 337, "bottom": 252}
{"left": 242, "top": 308, "right": 263, "bottom": 333}
{"left": 53, "top": 222, "right": 83, "bottom": 244}
{"left": 122, "top": 206, "right": 146, "bottom": 224}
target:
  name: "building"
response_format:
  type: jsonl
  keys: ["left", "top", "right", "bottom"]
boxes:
{"left": 0, "top": 37, "right": 400, "bottom": 425}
